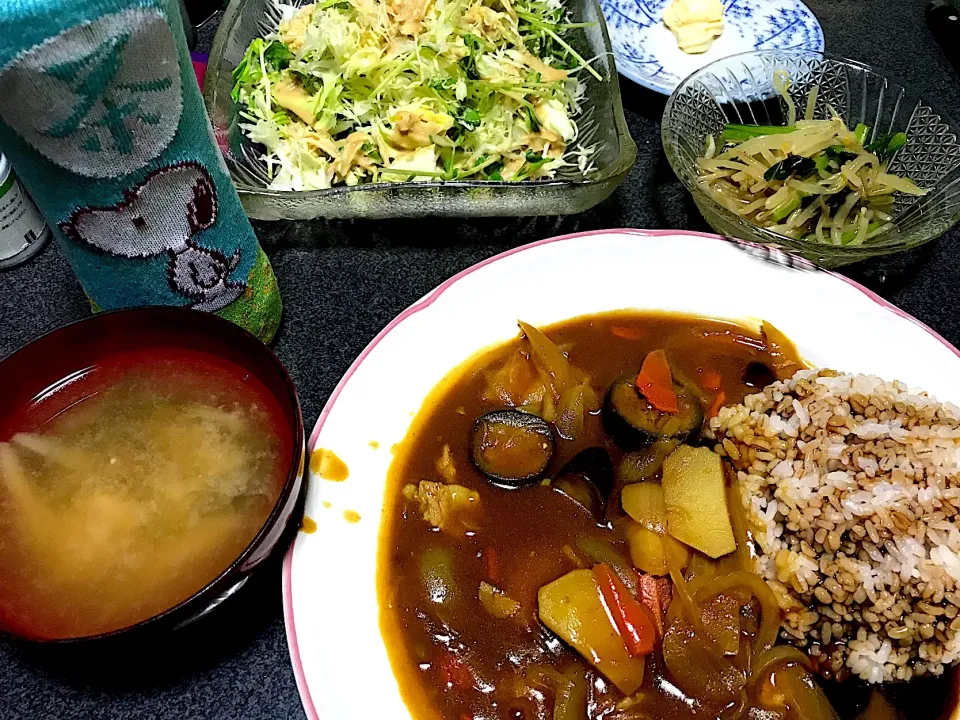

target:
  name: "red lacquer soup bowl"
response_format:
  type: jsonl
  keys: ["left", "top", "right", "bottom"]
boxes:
{"left": 0, "top": 308, "right": 304, "bottom": 645}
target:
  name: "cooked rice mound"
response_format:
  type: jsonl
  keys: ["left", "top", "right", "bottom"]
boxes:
{"left": 709, "top": 369, "right": 960, "bottom": 684}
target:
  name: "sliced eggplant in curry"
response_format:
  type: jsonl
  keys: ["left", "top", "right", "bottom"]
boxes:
{"left": 603, "top": 374, "right": 703, "bottom": 449}
{"left": 471, "top": 409, "right": 554, "bottom": 487}
{"left": 551, "top": 447, "right": 614, "bottom": 523}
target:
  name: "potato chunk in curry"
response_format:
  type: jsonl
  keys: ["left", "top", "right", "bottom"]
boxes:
{"left": 537, "top": 569, "right": 646, "bottom": 695}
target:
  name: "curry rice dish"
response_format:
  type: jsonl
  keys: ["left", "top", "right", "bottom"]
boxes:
{"left": 378, "top": 311, "right": 960, "bottom": 719}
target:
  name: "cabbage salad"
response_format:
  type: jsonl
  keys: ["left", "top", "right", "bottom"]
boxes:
{"left": 231, "top": 0, "right": 601, "bottom": 190}
{"left": 697, "top": 73, "right": 928, "bottom": 246}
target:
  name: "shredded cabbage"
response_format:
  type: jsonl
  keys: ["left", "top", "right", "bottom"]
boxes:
{"left": 231, "top": 0, "right": 601, "bottom": 189}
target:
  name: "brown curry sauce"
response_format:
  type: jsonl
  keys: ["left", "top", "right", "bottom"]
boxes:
{"left": 377, "top": 311, "right": 811, "bottom": 720}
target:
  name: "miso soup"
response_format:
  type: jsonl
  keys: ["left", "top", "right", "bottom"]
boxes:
{"left": 0, "top": 348, "right": 293, "bottom": 640}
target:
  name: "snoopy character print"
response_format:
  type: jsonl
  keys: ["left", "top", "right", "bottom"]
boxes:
{"left": 61, "top": 163, "right": 247, "bottom": 313}
{"left": 0, "top": 0, "right": 281, "bottom": 341}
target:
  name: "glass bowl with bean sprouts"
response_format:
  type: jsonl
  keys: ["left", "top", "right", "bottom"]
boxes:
{"left": 662, "top": 51, "right": 960, "bottom": 267}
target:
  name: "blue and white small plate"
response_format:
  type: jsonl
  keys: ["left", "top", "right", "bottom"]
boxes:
{"left": 600, "top": 0, "right": 824, "bottom": 95}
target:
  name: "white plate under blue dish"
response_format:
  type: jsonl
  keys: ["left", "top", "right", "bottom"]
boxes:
{"left": 601, "top": 0, "right": 824, "bottom": 94}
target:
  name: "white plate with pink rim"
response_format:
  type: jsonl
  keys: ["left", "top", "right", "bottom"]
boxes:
{"left": 282, "top": 228, "right": 960, "bottom": 720}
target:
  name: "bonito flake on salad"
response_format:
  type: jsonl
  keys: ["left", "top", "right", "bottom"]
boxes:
{"left": 231, "top": 0, "right": 602, "bottom": 190}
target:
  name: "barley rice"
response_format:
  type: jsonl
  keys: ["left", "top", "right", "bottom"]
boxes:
{"left": 709, "top": 369, "right": 960, "bottom": 684}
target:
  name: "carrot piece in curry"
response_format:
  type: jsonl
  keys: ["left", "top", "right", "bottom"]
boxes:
{"left": 707, "top": 390, "right": 726, "bottom": 419}
{"left": 635, "top": 350, "right": 678, "bottom": 413}
{"left": 611, "top": 326, "right": 643, "bottom": 340}
{"left": 484, "top": 548, "right": 501, "bottom": 585}
{"left": 701, "top": 369, "right": 722, "bottom": 392}
{"left": 438, "top": 652, "right": 475, "bottom": 690}
{"left": 593, "top": 563, "right": 657, "bottom": 657}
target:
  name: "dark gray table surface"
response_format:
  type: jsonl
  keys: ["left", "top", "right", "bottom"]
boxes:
{"left": 2, "top": 0, "right": 960, "bottom": 717}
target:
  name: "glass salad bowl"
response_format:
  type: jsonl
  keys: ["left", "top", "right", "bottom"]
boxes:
{"left": 662, "top": 50, "right": 960, "bottom": 267}
{"left": 203, "top": 0, "right": 636, "bottom": 220}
